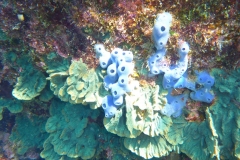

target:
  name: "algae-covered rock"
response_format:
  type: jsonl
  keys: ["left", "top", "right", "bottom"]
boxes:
{"left": 42, "top": 99, "right": 100, "bottom": 159}
{"left": 124, "top": 133, "right": 172, "bottom": 159}
{"left": 47, "top": 59, "right": 106, "bottom": 109}
{"left": 10, "top": 114, "right": 48, "bottom": 155}
{"left": 0, "top": 98, "right": 23, "bottom": 120}
{"left": 235, "top": 114, "right": 240, "bottom": 159}
{"left": 45, "top": 52, "right": 70, "bottom": 74}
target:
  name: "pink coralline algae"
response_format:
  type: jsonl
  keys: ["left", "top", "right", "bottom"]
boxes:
{"left": 105, "top": 147, "right": 113, "bottom": 160}
{"left": 0, "top": 132, "right": 15, "bottom": 159}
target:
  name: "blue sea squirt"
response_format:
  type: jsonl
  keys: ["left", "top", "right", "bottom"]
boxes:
{"left": 94, "top": 44, "right": 134, "bottom": 118}
{"left": 148, "top": 12, "right": 215, "bottom": 117}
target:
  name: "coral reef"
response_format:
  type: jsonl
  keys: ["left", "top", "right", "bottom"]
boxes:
{"left": 0, "top": 0, "right": 239, "bottom": 160}
{"left": 41, "top": 99, "right": 142, "bottom": 160}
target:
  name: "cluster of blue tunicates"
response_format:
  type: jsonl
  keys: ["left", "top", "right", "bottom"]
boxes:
{"left": 94, "top": 44, "right": 134, "bottom": 118}
{"left": 148, "top": 12, "right": 215, "bottom": 117}
{"left": 190, "top": 71, "right": 215, "bottom": 103}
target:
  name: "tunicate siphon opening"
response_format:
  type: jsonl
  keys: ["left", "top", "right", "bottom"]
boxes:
{"left": 102, "top": 103, "right": 106, "bottom": 109}
{"left": 161, "top": 26, "right": 165, "bottom": 31}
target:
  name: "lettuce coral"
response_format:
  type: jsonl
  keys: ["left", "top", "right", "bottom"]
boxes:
{"left": 0, "top": 98, "right": 23, "bottom": 120}
{"left": 10, "top": 54, "right": 47, "bottom": 100}
{"left": 124, "top": 133, "right": 172, "bottom": 159}
{"left": 10, "top": 114, "right": 48, "bottom": 155}
{"left": 42, "top": 99, "right": 100, "bottom": 159}
{"left": 47, "top": 59, "right": 106, "bottom": 109}
{"left": 12, "top": 67, "right": 47, "bottom": 100}
{"left": 103, "top": 82, "right": 171, "bottom": 139}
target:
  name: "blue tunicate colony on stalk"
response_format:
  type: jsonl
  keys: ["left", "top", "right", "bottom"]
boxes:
{"left": 148, "top": 12, "right": 215, "bottom": 117}
{"left": 94, "top": 44, "right": 134, "bottom": 118}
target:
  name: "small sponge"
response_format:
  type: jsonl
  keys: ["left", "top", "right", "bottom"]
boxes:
{"left": 107, "top": 63, "right": 118, "bottom": 79}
